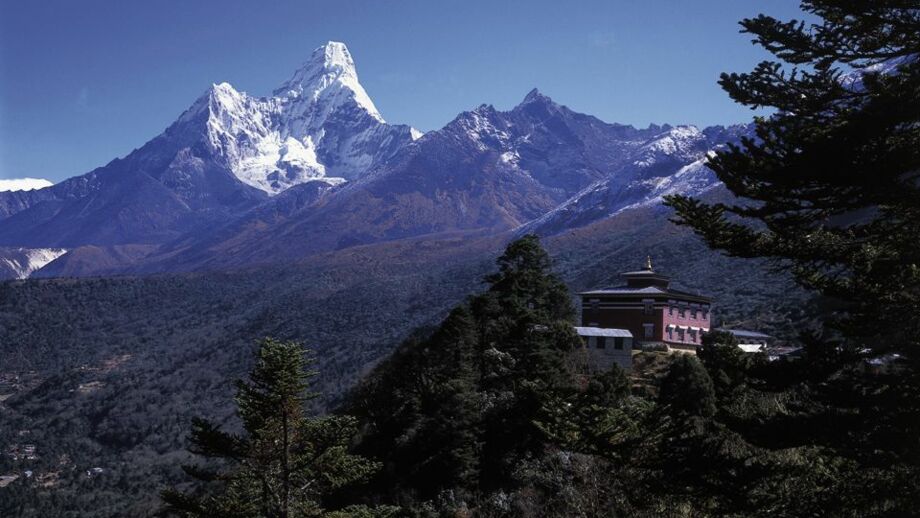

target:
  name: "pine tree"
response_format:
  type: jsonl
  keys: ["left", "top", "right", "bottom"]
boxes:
{"left": 470, "top": 235, "right": 581, "bottom": 490}
{"left": 696, "top": 330, "right": 753, "bottom": 399}
{"left": 346, "top": 235, "right": 583, "bottom": 504}
{"left": 664, "top": 2, "right": 920, "bottom": 356}
{"left": 161, "top": 338, "right": 380, "bottom": 518}
{"left": 661, "top": 3, "right": 920, "bottom": 514}
{"left": 658, "top": 354, "right": 716, "bottom": 420}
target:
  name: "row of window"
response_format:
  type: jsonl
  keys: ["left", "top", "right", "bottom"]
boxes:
{"left": 582, "top": 336, "right": 627, "bottom": 350}
{"left": 667, "top": 304, "right": 709, "bottom": 320}
{"left": 666, "top": 327, "right": 700, "bottom": 343}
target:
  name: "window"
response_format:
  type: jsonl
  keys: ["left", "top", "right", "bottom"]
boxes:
{"left": 643, "top": 299, "right": 654, "bottom": 315}
{"left": 643, "top": 323, "right": 654, "bottom": 339}
{"left": 614, "top": 337, "right": 624, "bottom": 350}
{"left": 679, "top": 306, "right": 686, "bottom": 318}
{"left": 667, "top": 327, "right": 673, "bottom": 340}
{"left": 677, "top": 328, "right": 685, "bottom": 341}
{"left": 689, "top": 329, "right": 698, "bottom": 343}
{"left": 691, "top": 309, "right": 698, "bottom": 319}
{"left": 596, "top": 336, "right": 606, "bottom": 349}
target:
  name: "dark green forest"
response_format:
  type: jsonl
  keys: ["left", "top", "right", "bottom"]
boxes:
{"left": 0, "top": 215, "right": 807, "bottom": 517}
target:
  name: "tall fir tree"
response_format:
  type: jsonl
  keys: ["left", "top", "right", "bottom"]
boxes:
{"left": 664, "top": 1, "right": 920, "bottom": 356}
{"left": 470, "top": 235, "right": 581, "bottom": 491}
{"left": 346, "top": 235, "right": 583, "bottom": 506}
{"left": 662, "top": 2, "right": 920, "bottom": 515}
{"left": 161, "top": 338, "right": 380, "bottom": 518}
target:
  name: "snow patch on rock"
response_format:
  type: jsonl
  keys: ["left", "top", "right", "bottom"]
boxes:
{"left": 0, "top": 178, "right": 54, "bottom": 192}
{"left": 0, "top": 248, "right": 68, "bottom": 279}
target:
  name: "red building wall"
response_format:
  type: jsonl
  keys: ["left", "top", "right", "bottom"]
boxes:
{"left": 661, "top": 301, "right": 711, "bottom": 349}
{"left": 581, "top": 296, "right": 711, "bottom": 348}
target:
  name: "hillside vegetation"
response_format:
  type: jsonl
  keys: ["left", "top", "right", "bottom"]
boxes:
{"left": 0, "top": 210, "right": 810, "bottom": 517}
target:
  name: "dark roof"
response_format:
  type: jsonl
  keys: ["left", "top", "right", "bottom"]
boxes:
{"left": 720, "top": 329, "right": 772, "bottom": 339}
{"left": 621, "top": 269, "right": 665, "bottom": 276}
{"left": 579, "top": 285, "right": 712, "bottom": 302}
{"left": 580, "top": 286, "right": 668, "bottom": 295}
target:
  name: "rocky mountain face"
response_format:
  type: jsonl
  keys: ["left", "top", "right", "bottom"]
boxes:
{"left": 0, "top": 41, "right": 748, "bottom": 277}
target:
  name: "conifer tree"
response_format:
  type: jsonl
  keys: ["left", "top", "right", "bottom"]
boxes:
{"left": 346, "top": 235, "right": 582, "bottom": 503}
{"left": 664, "top": 2, "right": 920, "bottom": 355}
{"left": 161, "top": 338, "right": 379, "bottom": 518}
{"left": 696, "top": 330, "right": 753, "bottom": 399}
{"left": 658, "top": 354, "right": 717, "bottom": 420}
{"left": 470, "top": 235, "right": 581, "bottom": 490}
{"left": 661, "top": 3, "right": 920, "bottom": 514}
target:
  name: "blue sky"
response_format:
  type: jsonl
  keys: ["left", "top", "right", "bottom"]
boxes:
{"left": 0, "top": 0, "right": 806, "bottom": 183}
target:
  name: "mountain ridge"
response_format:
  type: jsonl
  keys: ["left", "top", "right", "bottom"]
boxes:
{"left": 0, "top": 41, "right": 748, "bottom": 278}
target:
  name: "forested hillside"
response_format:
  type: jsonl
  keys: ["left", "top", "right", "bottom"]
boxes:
{"left": 0, "top": 207, "right": 811, "bottom": 517}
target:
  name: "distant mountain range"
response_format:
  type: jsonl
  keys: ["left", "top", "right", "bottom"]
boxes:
{"left": 0, "top": 41, "right": 748, "bottom": 279}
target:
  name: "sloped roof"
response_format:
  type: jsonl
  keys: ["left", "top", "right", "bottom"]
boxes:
{"left": 575, "top": 326, "right": 633, "bottom": 338}
{"left": 720, "top": 329, "right": 772, "bottom": 339}
{"left": 579, "top": 285, "right": 712, "bottom": 301}
{"left": 580, "top": 286, "right": 668, "bottom": 295}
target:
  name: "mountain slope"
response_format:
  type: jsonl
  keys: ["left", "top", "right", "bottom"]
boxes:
{"left": 525, "top": 124, "right": 749, "bottom": 235}
{"left": 0, "top": 42, "right": 415, "bottom": 248}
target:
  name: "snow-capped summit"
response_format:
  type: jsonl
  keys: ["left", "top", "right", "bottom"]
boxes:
{"left": 171, "top": 41, "right": 416, "bottom": 194}
{"left": 274, "top": 41, "right": 383, "bottom": 123}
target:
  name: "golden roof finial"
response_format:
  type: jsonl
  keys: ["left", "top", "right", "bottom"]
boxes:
{"left": 645, "top": 255, "right": 653, "bottom": 271}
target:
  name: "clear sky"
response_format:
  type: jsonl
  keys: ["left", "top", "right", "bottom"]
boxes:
{"left": 0, "top": 0, "right": 807, "bottom": 183}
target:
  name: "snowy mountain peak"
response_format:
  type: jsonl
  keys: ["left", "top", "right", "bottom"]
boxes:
{"left": 164, "top": 41, "right": 415, "bottom": 195}
{"left": 317, "top": 41, "right": 356, "bottom": 74}
{"left": 273, "top": 41, "right": 383, "bottom": 122}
